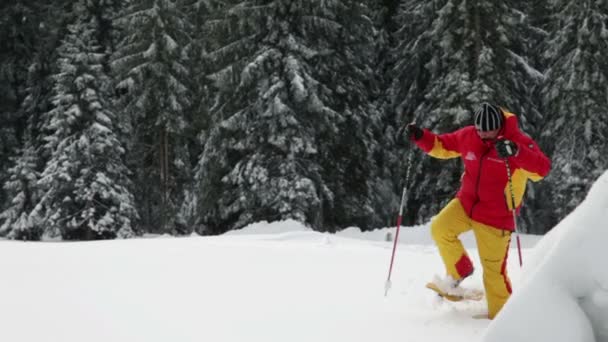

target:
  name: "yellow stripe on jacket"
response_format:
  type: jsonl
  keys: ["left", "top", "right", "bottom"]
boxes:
{"left": 429, "top": 137, "right": 461, "bottom": 159}
{"left": 504, "top": 168, "right": 544, "bottom": 210}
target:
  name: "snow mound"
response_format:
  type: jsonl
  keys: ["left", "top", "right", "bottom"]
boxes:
{"left": 483, "top": 170, "right": 608, "bottom": 342}
{"left": 225, "top": 219, "right": 312, "bottom": 235}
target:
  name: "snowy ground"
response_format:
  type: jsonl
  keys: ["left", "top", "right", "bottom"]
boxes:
{"left": 0, "top": 220, "right": 542, "bottom": 342}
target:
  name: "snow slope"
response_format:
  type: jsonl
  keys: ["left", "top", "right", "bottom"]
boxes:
{"left": 0, "top": 220, "right": 540, "bottom": 342}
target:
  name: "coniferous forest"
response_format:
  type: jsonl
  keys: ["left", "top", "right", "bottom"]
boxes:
{"left": 0, "top": 0, "right": 607, "bottom": 240}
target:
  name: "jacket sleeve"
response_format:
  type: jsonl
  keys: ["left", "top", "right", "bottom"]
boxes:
{"left": 511, "top": 133, "right": 551, "bottom": 181}
{"left": 413, "top": 127, "right": 464, "bottom": 159}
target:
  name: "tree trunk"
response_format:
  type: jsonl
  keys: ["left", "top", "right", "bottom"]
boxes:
{"left": 473, "top": 1, "right": 481, "bottom": 76}
{"left": 159, "top": 126, "right": 170, "bottom": 232}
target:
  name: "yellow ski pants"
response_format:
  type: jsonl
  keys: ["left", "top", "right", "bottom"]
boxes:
{"left": 431, "top": 198, "right": 512, "bottom": 319}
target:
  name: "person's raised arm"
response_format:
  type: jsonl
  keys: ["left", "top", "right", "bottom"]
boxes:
{"left": 399, "top": 123, "right": 464, "bottom": 159}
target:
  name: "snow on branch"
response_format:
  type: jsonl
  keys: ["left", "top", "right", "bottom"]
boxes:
{"left": 285, "top": 55, "right": 307, "bottom": 103}
{"left": 241, "top": 48, "right": 280, "bottom": 87}
{"left": 206, "top": 34, "right": 258, "bottom": 67}
{"left": 228, "top": 2, "right": 275, "bottom": 18}
{"left": 300, "top": 16, "right": 342, "bottom": 38}
{"left": 508, "top": 49, "right": 545, "bottom": 82}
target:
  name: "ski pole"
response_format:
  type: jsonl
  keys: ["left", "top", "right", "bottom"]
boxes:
{"left": 504, "top": 158, "right": 523, "bottom": 267}
{"left": 384, "top": 145, "right": 414, "bottom": 296}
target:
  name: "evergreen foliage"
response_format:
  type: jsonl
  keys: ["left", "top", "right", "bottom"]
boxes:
{"left": 0, "top": 1, "right": 74, "bottom": 238}
{"left": 36, "top": 2, "right": 137, "bottom": 239}
{"left": 0, "top": 141, "right": 41, "bottom": 240}
{"left": 0, "top": 2, "right": 44, "bottom": 213}
{"left": 537, "top": 0, "right": 608, "bottom": 231}
{"left": 112, "top": 0, "right": 194, "bottom": 234}
{"left": 195, "top": 0, "right": 387, "bottom": 233}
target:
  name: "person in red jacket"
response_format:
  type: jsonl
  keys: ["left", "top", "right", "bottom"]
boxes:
{"left": 402, "top": 103, "right": 551, "bottom": 319}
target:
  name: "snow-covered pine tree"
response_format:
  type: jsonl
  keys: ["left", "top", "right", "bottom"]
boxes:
{"left": 0, "top": 68, "right": 52, "bottom": 240}
{"left": 196, "top": 0, "right": 384, "bottom": 233}
{"left": 37, "top": 2, "right": 137, "bottom": 240}
{"left": 537, "top": 0, "right": 608, "bottom": 231}
{"left": 0, "top": 139, "right": 41, "bottom": 240}
{"left": 0, "top": 1, "right": 75, "bottom": 236}
{"left": 0, "top": 5, "right": 22, "bottom": 198}
{"left": 196, "top": 0, "right": 332, "bottom": 233}
{"left": 10, "top": 50, "right": 65, "bottom": 240}
{"left": 317, "top": 2, "right": 391, "bottom": 230}
{"left": 0, "top": 2, "right": 48, "bottom": 213}
{"left": 174, "top": 0, "right": 221, "bottom": 233}
{"left": 364, "top": 0, "right": 405, "bottom": 228}
{"left": 112, "top": 0, "right": 194, "bottom": 234}
{"left": 390, "top": 0, "right": 543, "bottom": 226}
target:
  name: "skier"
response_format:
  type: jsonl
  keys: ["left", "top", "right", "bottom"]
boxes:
{"left": 399, "top": 103, "right": 551, "bottom": 319}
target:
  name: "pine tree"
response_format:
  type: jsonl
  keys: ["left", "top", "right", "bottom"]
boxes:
{"left": 37, "top": 2, "right": 137, "bottom": 240}
{"left": 0, "top": 140, "right": 41, "bottom": 240}
{"left": 196, "top": 0, "right": 384, "bottom": 233}
{"left": 537, "top": 0, "right": 608, "bottom": 231}
{"left": 390, "top": 0, "right": 543, "bottom": 225}
{"left": 0, "top": 1, "right": 75, "bottom": 233}
{"left": 173, "top": 0, "right": 220, "bottom": 233}
{"left": 316, "top": 2, "right": 391, "bottom": 230}
{"left": 196, "top": 0, "right": 330, "bottom": 232}
{"left": 368, "top": 0, "right": 413, "bottom": 228}
{"left": 0, "top": 0, "right": 75, "bottom": 143}
{"left": 0, "top": 2, "right": 45, "bottom": 213}
{"left": 0, "top": 3, "right": 30, "bottom": 144}
{"left": 112, "top": 0, "right": 194, "bottom": 234}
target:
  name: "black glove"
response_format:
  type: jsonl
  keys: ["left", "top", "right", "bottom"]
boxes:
{"left": 407, "top": 123, "right": 423, "bottom": 141}
{"left": 397, "top": 122, "right": 423, "bottom": 142}
{"left": 496, "top": 139, "right": 518, "bottom": 158}
{"left": 401, "top": 122, "right": 424, "bottom": 141}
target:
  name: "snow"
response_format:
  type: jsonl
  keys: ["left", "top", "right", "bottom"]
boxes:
{"left": 286, "top": 55, "right": 307, "bottom": 102}
{"left": 0, "top": 170, "right": 607, "bottom": 342}
{"left": 0, "top": 223, "right": 533, "bottom": 341}
{"left": 483, "top": 169, "right": 608, "bottom": 342}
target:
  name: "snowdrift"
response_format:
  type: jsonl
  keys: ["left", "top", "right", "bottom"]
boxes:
{"left": 483, "top": 170, "right": 608, "bottom": 342}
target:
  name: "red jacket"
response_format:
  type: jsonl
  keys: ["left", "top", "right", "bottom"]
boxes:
{"left": 413, "top": 110, "right": 551, "bottom": 231}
